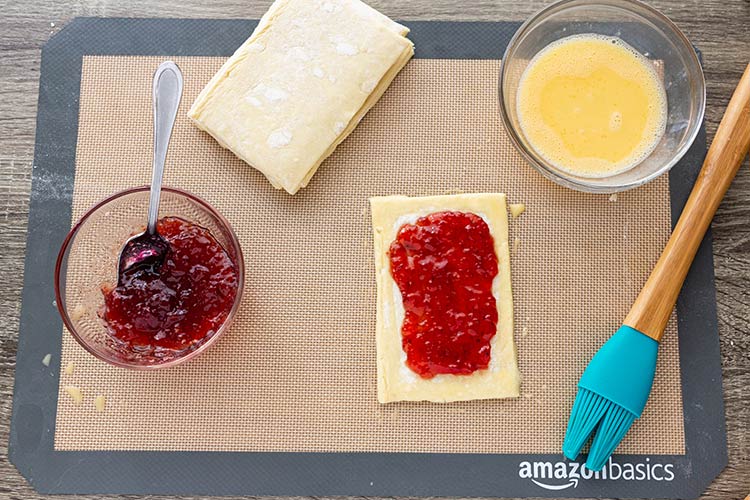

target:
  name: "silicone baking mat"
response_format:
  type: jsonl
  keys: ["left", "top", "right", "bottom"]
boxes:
{"left": 10, "top": 18, "right": 726, "bottom": 498}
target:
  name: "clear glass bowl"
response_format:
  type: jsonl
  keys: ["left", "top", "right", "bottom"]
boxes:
{"left": 55, "top": 187, "right": 245, "bottom": 369}
{"left": 499, "top": 0, "right": 705, "bottom": 193}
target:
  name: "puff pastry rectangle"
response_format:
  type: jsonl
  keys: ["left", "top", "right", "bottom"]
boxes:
{"left": 188, "top": 0, "right": 414, "bottom": 194}
{"left": 370, "top": 194, "right": 521, "bottom": 403}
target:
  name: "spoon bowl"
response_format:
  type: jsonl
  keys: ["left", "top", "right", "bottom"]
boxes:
{"left": 117, "top": 231, "right": 170, "bottom": 283}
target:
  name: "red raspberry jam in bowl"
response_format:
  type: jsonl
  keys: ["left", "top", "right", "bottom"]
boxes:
{"left": 55, "top": 187, "right": 244, "bottom": 369}
{"left": 101, "top": 216, "right": 239, "bottom": 358}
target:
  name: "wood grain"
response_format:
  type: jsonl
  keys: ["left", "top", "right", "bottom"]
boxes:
{"left": 0, "top": 1, "right": 748, "bottom": 500}
{"left": 625, "top": 63, "right": 750, "bottom": 340}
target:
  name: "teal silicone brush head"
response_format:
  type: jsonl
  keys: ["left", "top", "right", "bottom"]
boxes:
{"left": 563, "top": 325, "right": 658, "bottom": 471}
{"left": 562, "top": 387, "right": 611, "bottom": 460}
{"left": 588, "top": 401, "right": 637, "bottom": 470}
{"left": 563, "top": 388, "right": 637, "bottom": 470}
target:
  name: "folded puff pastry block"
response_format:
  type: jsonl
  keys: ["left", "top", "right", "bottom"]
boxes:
{"left": 188, "top": 0, "right": 414, "bottom": 194}
{"left": 370, "top": 194, "right": 521, "bottom": 403}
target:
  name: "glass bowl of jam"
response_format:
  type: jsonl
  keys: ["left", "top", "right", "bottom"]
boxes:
{"left": 55, "top": 187, "right": 244, "bottom": 369}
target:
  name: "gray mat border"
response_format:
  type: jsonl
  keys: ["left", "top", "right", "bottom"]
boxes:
{"left": 8, "top": 17, "right": 726, "bottom": 499}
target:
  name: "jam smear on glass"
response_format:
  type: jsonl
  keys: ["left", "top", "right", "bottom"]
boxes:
{"left": 100, "top": 216, "right": 239, "bottom": 358}
{"left": 388, "top": 211, "right": 499, "bottom": 378}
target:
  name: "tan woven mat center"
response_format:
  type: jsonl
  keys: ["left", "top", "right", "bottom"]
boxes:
{"left": 55, "top": 56, "right": 685, "bottom": 454}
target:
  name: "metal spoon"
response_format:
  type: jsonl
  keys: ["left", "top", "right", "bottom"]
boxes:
{"left": 117, "top": 61, "right": 183, "bottom": 283}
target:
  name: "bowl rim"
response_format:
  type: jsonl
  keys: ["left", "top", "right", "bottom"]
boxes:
{"left": 54, "top": 185, "right": 246, "bottom": 370}
{"left": 498, "top": 0, "right": 706, "bottom": 193}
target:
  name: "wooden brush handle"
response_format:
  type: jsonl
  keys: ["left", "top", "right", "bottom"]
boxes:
{"left": 624, "top": 63, "right": 750, "bottom": 341}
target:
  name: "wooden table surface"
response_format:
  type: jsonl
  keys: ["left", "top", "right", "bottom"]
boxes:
{"left": 1, "top": 1, "right": 748, "bottom": 499}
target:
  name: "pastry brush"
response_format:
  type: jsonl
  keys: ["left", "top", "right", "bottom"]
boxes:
{"left": 563, "top": 62, "right": 750, "bottom": 471}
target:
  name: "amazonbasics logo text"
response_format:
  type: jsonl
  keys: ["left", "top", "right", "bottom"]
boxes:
{"left": 518, "top": 457, "right": 675, "bottom": 491}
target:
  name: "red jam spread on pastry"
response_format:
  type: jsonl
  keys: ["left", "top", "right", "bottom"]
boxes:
{"left": 100, "top": 216, "right": 239, "bottom": 357}
{"left": 388, "top": 211, "right": 499, "bottom": 378}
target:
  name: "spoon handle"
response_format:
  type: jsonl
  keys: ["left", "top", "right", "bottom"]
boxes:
{"left": 147, "top": 61, "right": 184, "bottom": 235}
